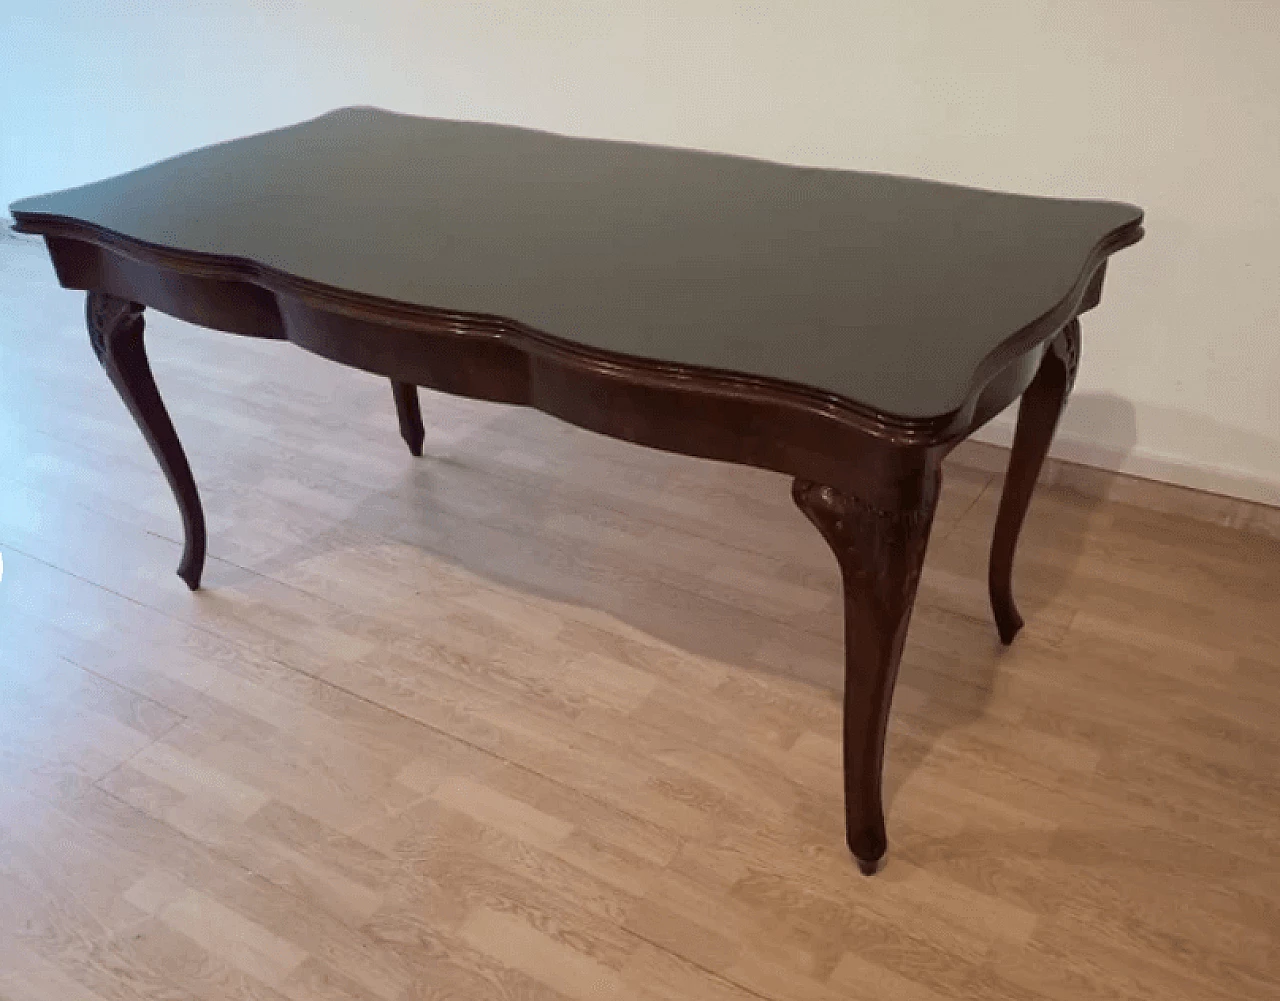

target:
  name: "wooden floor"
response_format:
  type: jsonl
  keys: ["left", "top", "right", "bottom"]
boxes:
{"left": 1, "top": 231, "right": 1278, "bottom": 1001}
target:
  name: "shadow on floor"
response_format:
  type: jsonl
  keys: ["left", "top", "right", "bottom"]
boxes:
{"left": 225, "top": 388, "right": 1140, "bottom": 851}
{"left": 882, "top": 390, "right": 1137, "bottom": 811}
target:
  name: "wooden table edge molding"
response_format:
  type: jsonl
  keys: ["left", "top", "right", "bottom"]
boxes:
{"left": 9, "top": 111, "right": 1145, "bottom": 875}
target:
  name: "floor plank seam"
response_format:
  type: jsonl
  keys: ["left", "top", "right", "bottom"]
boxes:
{"left": 622, "top": 926, "right": 782, "bottom": 1001}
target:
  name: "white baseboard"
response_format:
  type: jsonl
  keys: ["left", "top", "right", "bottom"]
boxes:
{"left": 953, "top": 434, "right": 1280, "bottom": 540}
{"left": 973, "top": 420, "right": 1280, "bottom": 509}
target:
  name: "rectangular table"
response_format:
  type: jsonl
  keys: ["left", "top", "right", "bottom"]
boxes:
{"left": 10, "top": 107, "right": 1143, "bottom": 873}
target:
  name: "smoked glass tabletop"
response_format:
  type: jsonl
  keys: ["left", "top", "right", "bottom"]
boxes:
{"left": 11, "top": 107, "right": 1142, "bottom": 419}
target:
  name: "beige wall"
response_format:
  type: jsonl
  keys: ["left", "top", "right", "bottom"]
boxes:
{"left": 4, "top": 2, "right": 1278, "bottom": 503}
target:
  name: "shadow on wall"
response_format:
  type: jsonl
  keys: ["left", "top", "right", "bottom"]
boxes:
{"left": 1064, "top": 396, "right": 1280, "bottom": 509}
{"left": 1057, "top": 390, "right": 1141, "bottom": 471}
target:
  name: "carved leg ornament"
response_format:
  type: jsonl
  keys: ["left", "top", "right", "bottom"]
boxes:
{"left": 87, "top": 291, "right": 207, "bottom": 589}
{"left": 391, "top": 380, "right": 425, "bottom": 457}
{"left": 989, "top": 318, "right": 1080, "bottom": 644}
{"left": 793, "top": 468, "right": 941, "bottom": 874}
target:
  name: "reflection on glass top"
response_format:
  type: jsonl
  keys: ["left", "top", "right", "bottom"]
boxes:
{"left": 11, "top": 107, "right": 1142, "bottom": 418}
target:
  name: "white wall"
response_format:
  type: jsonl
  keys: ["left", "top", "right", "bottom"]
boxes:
{"left": 4, "top": 2, "right": 1278, "bottom": 504}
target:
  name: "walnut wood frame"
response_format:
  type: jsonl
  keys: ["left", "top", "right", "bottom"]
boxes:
{"left": 15, "top": 211, "right": 1141, "bottom": 874}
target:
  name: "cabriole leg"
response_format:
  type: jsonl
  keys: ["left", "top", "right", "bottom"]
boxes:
{"left": 989, "top": 319, "right": 1080, "bottom": 644}
{"left": 793, "top": 462, "right": 941, "bottom": 874}
{"left": 87, "top": 291, "right": 206, "bottom": 589}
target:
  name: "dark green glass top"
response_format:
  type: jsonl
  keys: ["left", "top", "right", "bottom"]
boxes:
{"left": 11, "top": 107, "right": 1141, "bottom": 418}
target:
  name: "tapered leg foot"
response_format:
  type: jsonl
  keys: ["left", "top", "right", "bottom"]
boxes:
{"left": 855, "top": 853, "right": 887, "bottom": 877}
{"left": 989, "top": 319, "right": 1080, "bottom": 644}
{"left": 793, "top": 464, "right": 941, "bottom": 875}
{"left": 391, "top": 380, "right": 424, "bottom": 457}
{"left": 87, "top": 292, "right": 206, "bottom": 589}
